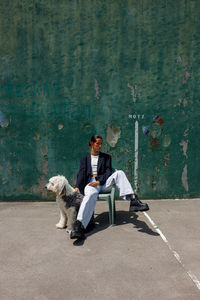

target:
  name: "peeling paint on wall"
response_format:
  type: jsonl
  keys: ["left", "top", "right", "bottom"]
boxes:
{"left": 174, "top": 98, "right": 189, "bottom": 108}
{"left": 0, "top": 111, "right": 9, "bottom": 128}
{"left": 58, "top": 124, "right": 63, "bottom": 130}
{"left": 106, "top": 125, "right": 121, "bottom": 147}
{"left": 180, "top": 140, "right": 188, "bottom": 158}
{"left": 163, "top": 154, "right": 170, "bottom": 168}
{"left": 127, "top": 83, "right": 136, "bottom": 102}
{"left": 184, "top": 128, "right": 189, "bottom": 137}
{"left": 162, "top": 135, "right": 171, "bottom": 147}
{"left": 182, "top": 165, "right": 189, "bottom": 192}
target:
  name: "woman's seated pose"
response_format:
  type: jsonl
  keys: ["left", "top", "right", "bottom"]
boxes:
{"left": 70, "top": 134, "right": 149, "bottom": 239}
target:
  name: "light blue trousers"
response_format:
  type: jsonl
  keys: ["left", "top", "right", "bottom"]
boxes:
{"left": 77, "top": 170, "right": 134, "bottom": 228}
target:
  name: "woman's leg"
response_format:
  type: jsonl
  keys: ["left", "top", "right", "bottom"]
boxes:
{"left": 77, "top": 183, "right": 100, "bottom": 229}
{"left": 101, "top": 170, "right": 149, "bottom": 212}
{"left": 102, "top": 170, "right": 134, "bottom": 199}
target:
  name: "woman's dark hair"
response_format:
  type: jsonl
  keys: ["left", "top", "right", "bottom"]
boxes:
{"left": 89, "top": 135, "right": 103, "bottom": 146}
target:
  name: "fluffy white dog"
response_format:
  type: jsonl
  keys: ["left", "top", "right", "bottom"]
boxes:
{"left": 45, "top": 175, "right": 83, "bottom": 233}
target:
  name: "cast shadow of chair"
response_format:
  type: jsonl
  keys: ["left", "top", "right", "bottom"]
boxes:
{"left": 73, "top": 210, "right": 159, "bottom": 246}
{"left": 115, "top": 210, "right": 159, "bottom": 236}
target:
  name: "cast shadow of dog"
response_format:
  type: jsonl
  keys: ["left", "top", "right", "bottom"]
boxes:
{"left": 73, "top": 210, "right": 159, "bottom": 246}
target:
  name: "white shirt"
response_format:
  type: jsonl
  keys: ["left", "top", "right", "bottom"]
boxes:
{"left": 91, "top": 155, "right": 99, "bottom": 175}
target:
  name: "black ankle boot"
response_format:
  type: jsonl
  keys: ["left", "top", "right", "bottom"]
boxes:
{"left": 70, "top": 220, "right": 85, "bottom": 239}
{"left": 85, "top": 214, "right": 95, "bottom": 233}
{"left": 129, "top": 195, "right": 149, "bottom": 212}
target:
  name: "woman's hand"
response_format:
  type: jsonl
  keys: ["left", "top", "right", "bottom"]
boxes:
{"left": 75, "top": 187, "right": 80, "bottom": 193}
{"left": 88, "top": 181, "right": 100, "bottom": 187}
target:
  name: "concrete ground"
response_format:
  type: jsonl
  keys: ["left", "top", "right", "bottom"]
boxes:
{"left": 0, "top": 199, "right": 200, "bottom": 300}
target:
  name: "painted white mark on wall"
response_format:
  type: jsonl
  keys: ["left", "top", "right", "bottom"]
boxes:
{"left": 94, "top": 79, "right": 100, "bottom": 99}
{"left": 129, "top": 114, "right": 144, "bottom": 119}
{"left": 180, "top": 140, "right": 188, "bottom": 158}
{"left": 182, "top": 165, "right": 189, "bottom": 192}
{"left": 127, "top": 83, "right": 136, "bottom": 102}
{"left": 106, "top": 125, "right": 121, "bottom": 147}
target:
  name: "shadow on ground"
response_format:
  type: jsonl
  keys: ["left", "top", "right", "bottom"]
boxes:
{"left": 73, "top": 210, "right": 159, "bottom": 246}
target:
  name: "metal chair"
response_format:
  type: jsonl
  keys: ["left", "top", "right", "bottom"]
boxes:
{"left": 98, "top": 187, "right": 116, "bottom": 226}
{"left": 98, "top": 169, "right": 116, "bottom": 226}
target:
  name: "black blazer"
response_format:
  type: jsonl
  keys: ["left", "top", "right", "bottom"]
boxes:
{"left": 75, "top": 152, "right": 112, "bottom": 195}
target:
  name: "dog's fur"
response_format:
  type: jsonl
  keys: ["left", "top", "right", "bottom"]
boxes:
{"left": 45, "top": 175, "right": 83, "bottom": 233}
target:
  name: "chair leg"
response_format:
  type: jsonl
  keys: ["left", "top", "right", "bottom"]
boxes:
{"left": 111, "top": 196, "right": 116, "bottom": 225}
{"left": 107, "top": 196, "right": 112, "bottom": 226}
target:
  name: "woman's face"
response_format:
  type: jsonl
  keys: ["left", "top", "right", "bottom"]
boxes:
{"left": 91, "top": 138, "right": 102, "bottom": 153}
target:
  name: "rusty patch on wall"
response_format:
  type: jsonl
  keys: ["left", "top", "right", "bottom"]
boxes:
{"left": 143, "top": 116, "right": 164, "bottom": 151}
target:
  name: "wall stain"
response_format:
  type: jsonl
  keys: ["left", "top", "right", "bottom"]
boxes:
{"left": 183, "top": 98, "right": 188, "bottom": 107}
{"left": 0, "top": 111, "right": 9, "bottom": 128}
{"left": 143, "top": 116, "right": 164, "bottom": 151}
{"left": 94, "top": 78, "right": 100, "bottom": 99}
{"left": 152, "top": 175, "right": 157, "bottom": 190}
{"left": 183, "top": 71, "right": 190, "bottom": 83}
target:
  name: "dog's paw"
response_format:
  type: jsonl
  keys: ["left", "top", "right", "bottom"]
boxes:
{"left": 56, "top": 223, "right": 66, "bottom": 229}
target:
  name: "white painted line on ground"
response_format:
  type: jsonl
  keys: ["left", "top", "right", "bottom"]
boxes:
{"left": 143, "top": 211, "right": 200, "bottom": 291}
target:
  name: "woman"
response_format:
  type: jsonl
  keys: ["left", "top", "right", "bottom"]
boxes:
{"left": 70, "top": 135, "right": 149, "bottom": 239}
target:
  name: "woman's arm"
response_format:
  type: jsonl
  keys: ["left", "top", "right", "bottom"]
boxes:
{"left": 95, "top": 154, "right": 112, "bottom": 185}
{"left": 88, "top": 180, "right": 100, "bottom": 187}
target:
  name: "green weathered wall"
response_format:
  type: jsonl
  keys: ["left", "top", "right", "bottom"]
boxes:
{"left": 0, "top": 0, "right": 200, "bottom": 200}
